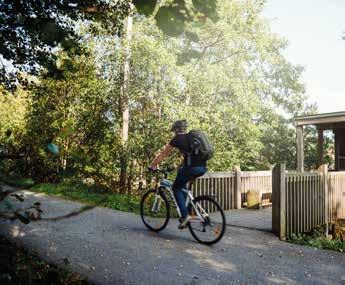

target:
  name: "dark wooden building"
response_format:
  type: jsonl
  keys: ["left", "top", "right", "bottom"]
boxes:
{"left": 294, "top": 111, "right": 345, "bottom": 171}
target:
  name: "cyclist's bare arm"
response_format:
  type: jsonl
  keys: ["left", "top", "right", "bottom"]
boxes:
{"left": 149, "top": 143, "right": 173, "bottom": 170}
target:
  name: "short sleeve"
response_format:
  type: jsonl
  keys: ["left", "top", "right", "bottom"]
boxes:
{"left": 169, "top": 136, "right": 178, "bottom": 147}
{"left": 169, "top": 136, "right": 177, "bottom": 147}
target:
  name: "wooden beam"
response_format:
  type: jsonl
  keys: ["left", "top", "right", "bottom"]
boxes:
{"left": 314, "top": 122, "right": 345, "bottom": 130}
{"left": 272, "top": 164, "right": 286, "bottom": 240}
{"left": 334, "top": 130, "right": 339, "bottom": 171}
{"left": 234, "top": 166, "right": 242, "bottom": 209}
{"left": 295, "top": 115, "right": 345, "bottom": 126}
{"left": 296, "top": 126, "right": 304, "bottom": 172}
{"left": 317, "top": 128, "right": 324, "bottom": 167}
{"left": 318, "top": 164, "right": 329, "bottom": 235}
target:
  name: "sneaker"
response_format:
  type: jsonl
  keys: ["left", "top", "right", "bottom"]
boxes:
{"left": 178, "top": 215, "right": 192, "bottom": 229}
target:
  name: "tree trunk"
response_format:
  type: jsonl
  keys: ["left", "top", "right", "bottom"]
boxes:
{"left": 119, "top": 13, "right": 132, "bottom": 193}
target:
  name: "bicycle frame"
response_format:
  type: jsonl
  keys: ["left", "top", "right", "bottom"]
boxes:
{"left": 154, "top": 178, "right": 207, "bottom": 222}
{"left": 143, "top": 169, "right": 226, "bottom": 245}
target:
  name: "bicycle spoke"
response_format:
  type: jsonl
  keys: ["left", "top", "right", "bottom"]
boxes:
{"left": 141, "top": 189, "right": 169, "bottom": 232}
{"left": 188, "top": 196, "right": 226, "bottom": 245}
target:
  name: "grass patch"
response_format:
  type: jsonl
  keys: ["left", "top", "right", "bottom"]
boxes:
{"left": 30, "top": 181, "right": 141, "bottom": 214}
{"left": 289, "top": 227, "right": 345, "bottom": 252}
{"left": 1, "top": 174, "right": 141, "bottom": 214}
{"left": 0, "top": 173, "right": 35, "bottom": 188}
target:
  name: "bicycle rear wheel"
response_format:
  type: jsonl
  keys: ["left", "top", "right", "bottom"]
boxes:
{"left": 188, "top": 195, "right": 226, "bottom": 245}
{"left": 140, "top": 188, "right": 170, "bottom": 232}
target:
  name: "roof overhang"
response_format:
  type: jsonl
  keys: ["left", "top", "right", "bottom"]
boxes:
{"left": 295, "top": 111, "right": 345, "bottom": 127}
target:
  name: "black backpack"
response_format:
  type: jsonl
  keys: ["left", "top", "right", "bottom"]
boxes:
{"left": 186, "top": 130, "right": 214, "bottom": 165}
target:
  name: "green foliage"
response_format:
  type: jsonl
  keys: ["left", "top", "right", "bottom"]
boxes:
{"left": 0, "top": 0, "right": 131, "bottom": 88}
{"left": 289, "top": 228, "right": 345, "bottom": 252}
{"left": 0, "top": 0, "right": 218, "bottom": 88}
{"left": 303, "top": 126, "right": 334, "bottom": 170}
{"left": 0, "top": 174, "right": 34, "bottom": 188}
{"left": 0, "top": 86, "right": 28, "bottom": 150}
{"left": 23, "top": 50, "right": 114, "bottom": 183}
{"left": 258, "top": 110, "right": 296, "bottom": 169}
{"left": 162, "top": 0, "right": 307, "bottom": 170}
{"left": 133, "top": 0, "right": 157, "bottom": 16}
{"left": 30, "top": 181, "right": 141, "bottom": 214}
{"left": 1, "top": 0, "right": 324, "bottom": 193}
{"left": 0, "top": 85, "right": 29, "bottom": 174}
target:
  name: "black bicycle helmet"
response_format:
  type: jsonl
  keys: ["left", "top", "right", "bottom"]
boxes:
{"left": 170, "top": 119, "right": 188, "bottom": 132}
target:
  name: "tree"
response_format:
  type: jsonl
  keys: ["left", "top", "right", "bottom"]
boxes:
{"left": 303, "top": 126, "right": 334, "bottom": 171}
{"left": 160, "top": 0, "right": 307, "bottom": 170}
{"left": 0, "top": 0, "right": 130, "bottom": 88}
{"left": 23, "top": 50, "right": 113, "bottom": 183}
{"left": 0, "top": 0, "right": 218, "bottom": 89}
{"left": 257, "top": 109, "right": 297, "bottom": 169}
{"left": 2, "top": 0, "right": 316, "bottom": 192}
{"left": 91, "top": 0, "right": 309, "bottom": 185}
{"left": 0, "top": 85, "right": 29, "bottom": 174}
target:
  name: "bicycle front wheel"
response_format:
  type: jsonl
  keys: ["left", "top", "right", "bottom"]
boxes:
{"left": 188, "top": 195, "right": 226, "bottom": 245}
{"left": 140, "top": 188, "right": 170, "bottom": 232}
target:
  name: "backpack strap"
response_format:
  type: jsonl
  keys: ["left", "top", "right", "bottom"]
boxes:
{"left": 185, "top": 132, "right": 192, "bottom": 166}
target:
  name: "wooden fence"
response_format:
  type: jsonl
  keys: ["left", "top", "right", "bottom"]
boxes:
{"left": 272, "top": 164, "right": 345, "bottom": 240}
{"left": 192, "top": 172, "right": 237, "bottom": 212}
{"left": 191, "top": 170, "right": 272, "bottom": 212}
{"left": 285, "top": 172, "right": 325, "bottom": 238}
{"left": 328, "top": 172, "right": 345, "bottom": 221}
{"left": 190, "top": 165, "right": 345, "bottom": 239}
{"left": 241, "top": 171, "right": 271, "bottom": 206}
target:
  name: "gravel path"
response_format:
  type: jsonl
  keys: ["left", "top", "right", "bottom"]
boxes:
{"left": 223, "top": 207, "right": 272, "bottom": 231}
{"left": 0, "top": 187, "right": 344, "bottom": 285}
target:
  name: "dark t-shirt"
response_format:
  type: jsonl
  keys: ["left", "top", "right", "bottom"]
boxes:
{"left": 169, "top": 134, "right": 206, "bottom": 167}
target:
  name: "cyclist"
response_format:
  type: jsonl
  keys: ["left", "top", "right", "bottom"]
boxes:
{"left": 149, "top": 120, "right": 208, "bottom": 229}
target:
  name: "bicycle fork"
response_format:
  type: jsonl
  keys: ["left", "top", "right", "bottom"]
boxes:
{"left": 151, "top": 194, "right": 162, "bottom": 213}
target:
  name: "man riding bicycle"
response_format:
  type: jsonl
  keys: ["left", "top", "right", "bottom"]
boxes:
{"left": 149, "top": 120, "right": 208, "bottom": 229}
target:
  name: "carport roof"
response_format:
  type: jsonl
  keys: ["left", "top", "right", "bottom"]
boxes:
{"left": 295, "top": 111, "right": 345, "bottom": 127}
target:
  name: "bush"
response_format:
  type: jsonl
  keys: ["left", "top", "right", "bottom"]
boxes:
{"left": 0, "top": 173, "right": 35, "bottom": 188}
{"left": 289, "top": 227, "right": 345, "bottom": 252}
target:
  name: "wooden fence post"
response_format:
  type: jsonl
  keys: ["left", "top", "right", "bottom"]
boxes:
{"left": 234, "top": 166, "right": 242, "bottom": 209}
{"left": 318, "top": 164, "right": 329, "bottom": 235}
{"left": 296, "top": 126, "right": 304, "bottom": 172}
{"left": 272, "top": 164, "right": 286, "bottom": 240}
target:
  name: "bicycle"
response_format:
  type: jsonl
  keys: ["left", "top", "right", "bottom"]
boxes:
{"left": 140, "top": 168, "right": 226, "bottom": 245}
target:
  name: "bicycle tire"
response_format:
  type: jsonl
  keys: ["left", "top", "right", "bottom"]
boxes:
{"left": 188, "top": 195, "right": 226, "bottom": 245}
{"left": 140, "top": 188, "right": 170, "bottom": 232}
